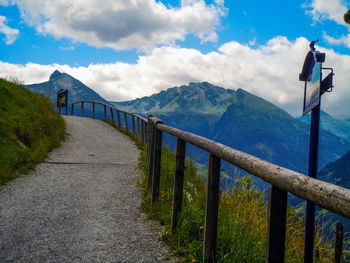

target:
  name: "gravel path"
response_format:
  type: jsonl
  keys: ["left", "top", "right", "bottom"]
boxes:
{"left": 0, "top": 116, "right": 173, "bottom": 263}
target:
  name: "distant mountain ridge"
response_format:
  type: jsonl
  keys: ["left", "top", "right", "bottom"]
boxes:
{"left": 25, "top": 70, "right": 112, "bottom": 112}
{"left": 114, "top": 82, "right": 350, "bottom": 177}
{"left": 298, "top": 111, "right": 350, "bottom": 142}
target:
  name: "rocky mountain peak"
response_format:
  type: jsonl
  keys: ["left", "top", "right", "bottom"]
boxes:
{"left": 49, "top": 70, "right": 63, "bottom": 81}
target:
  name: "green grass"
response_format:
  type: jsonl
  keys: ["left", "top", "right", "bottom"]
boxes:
{"left": 103, "top": 114, "right": 338, "bottom": 262}
{"left": 0, "top": 78, "right": 65, "bottom": 185}
{"left": 137, "top": 146, "right": 335, "bottom": 263}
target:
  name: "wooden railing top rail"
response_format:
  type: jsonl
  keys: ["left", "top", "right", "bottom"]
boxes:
{"left": 71, "top": 100, "right": 147, "bottom": 121}
{"left": 151, "top": 116, "right": 350, "bottom": 219}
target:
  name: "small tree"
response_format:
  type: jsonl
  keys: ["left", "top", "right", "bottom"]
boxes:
{"left": 344, "top": 9, "right": 350, "bottom": 24}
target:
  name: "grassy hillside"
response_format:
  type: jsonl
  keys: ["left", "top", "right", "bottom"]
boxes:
{"left": 0, "top": 79, "right": 65, "bottom": 185}
{"left": 138, "top": 146, "right": 335, "bottom": 263}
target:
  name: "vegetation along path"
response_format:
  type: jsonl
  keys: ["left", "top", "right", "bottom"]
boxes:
{"left": 0, "top": 116, "right": 172, "bottom": 262}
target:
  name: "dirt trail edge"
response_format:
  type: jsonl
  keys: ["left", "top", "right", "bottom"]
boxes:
{"left": 0, "top": 116, "right": 173, "bottom": 263}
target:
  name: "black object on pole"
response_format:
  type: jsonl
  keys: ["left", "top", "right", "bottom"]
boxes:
{"left": 299, "top": 40, "right": 334, "bottom": 263}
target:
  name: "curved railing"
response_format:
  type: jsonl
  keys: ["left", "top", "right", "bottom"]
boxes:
{"left": 70, "top": 100, "right": 350, "bottom": 262}
{"left": 70, "top": 100, "right": 148, "bottom": 145}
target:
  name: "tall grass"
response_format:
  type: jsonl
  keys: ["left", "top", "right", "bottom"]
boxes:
{"left": 0, "top": 78, "right": 65, "bottom": 185}
{"left": 138, "top": 145, "right": 334, "bottom": 262}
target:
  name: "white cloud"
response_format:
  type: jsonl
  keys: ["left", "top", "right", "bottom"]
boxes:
{"left": 304, "top": 0, "right": 350, "bottom": 48}
{"left": 1, "top": 36, "right": 349, "bottom": 119}
{"left": 0, "top": 15, "right": 19, "bottom": 44}
{"left": 304, "top": 0, "right": 348, "bottom": 25}
{"left": 7, "top": 0, "right": 225, "bottom": 50}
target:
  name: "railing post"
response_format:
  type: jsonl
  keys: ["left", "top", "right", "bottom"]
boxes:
{"left": 117, "top": 110, "right": 121, "bottom": 128}
{"left": 266, "top": 185, "right": 287, "bottom": 263}
{"left": 71, "top": 104, "right": 74, "bottom": 116}
{"left": 103, "top": 105, "right": 107, "bottom": 120}
{"left": 203, "top": 153, "right": 221, "bottom": 263}
{"left": 147, "top": 120, "right": 155, "bottom": 189}
{"left": 335, "top": 222, "right": 344, "bottom": 263}
{"left": 152, "top": 118, "right": 163, "bottom": 203}
{"left": 110, "top": 108, "right": 115, "bottom": 126}
{"left": 141, "top": 120, "right": 145, "bottom": 146}
{"left": 92, "top": 102, "right": 95, "bottom": 119}
{"left": 124, "top": 112, "right": 129, "bottom": 132}
{"left": 172, "top": 138, "right": 186, "bottom": 233}
{"left": 146, "top": 115, "right": 153, "bottom": 165}
{"left": 137, "top": 117, "right": 141, "bottom": 142}
{"left": 132, "top": 114, "right": 136, "bottom": 135}
{"left": 81, "top": 102, "right": 84, "bottom": 117}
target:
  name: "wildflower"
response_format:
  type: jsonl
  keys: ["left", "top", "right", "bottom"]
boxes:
{"left": 192, "top": 260, "right": 197, "bottom": 263}
{"left": 258, "top": 241, "right": 263, "bottom": 246}
{"left": 200, "top": 226, "right": 204, "bottom": 230}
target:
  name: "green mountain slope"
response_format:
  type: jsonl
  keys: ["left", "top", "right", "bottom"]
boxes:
{"left": 212, "top": 89, "right": 349, "bottom": 174}
{"left": 319, "top": 150, "right": 350, "bottom": 188}
{"left": 298, "top": 111, "right": 350, "bottom": 142}
{"left": 114, "top": 83, "right": 350, "bottom": 177}
{"left": 25, "top": 70, "right": 113, "bottom": 117}
{"left": 0, "top": 78, "right": 65, "bottom": 185}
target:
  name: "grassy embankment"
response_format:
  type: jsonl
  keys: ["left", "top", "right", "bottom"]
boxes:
{"left": 0, "top": 78, "right": 65, "bottom": 186}
{"left": 136, "top": 145, "right": 336, "bottom": 262}
{"left": 105, "top": 110, "right": 338, "bottom": 262}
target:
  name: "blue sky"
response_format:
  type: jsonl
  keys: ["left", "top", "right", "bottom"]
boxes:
{"left": 0, "top": 0, "right": 350, "bottom": 118}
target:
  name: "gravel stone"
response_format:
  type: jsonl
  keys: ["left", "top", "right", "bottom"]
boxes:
{"left": 0, "top": 116, "right": 174, "bottom": 263}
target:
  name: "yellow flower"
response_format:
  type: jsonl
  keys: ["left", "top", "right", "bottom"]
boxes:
{"left": 258, "top": 241, "right": 263, "bottom": 246}
{"left": 200, "top": 226, "right": 204, "bottom": 230}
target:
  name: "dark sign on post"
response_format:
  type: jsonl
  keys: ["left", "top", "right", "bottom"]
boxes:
{"left": 57, "top": 89, "right": 68, "bottom": 115}
{"left": 303, "top": 61, "right": 321, "bottom": 115}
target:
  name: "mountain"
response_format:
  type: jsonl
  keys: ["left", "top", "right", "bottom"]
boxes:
{"left": 25, "top": 70, "right": 112, "bottom": 116}
{"left": 114, "top": 83, "right": 350, "bottom": 178}
{"left": 319, "top": 150, "right": 350, "bottom": 189}
{"left": 297, "top": 111, "right": 350, "bottom": 142}
{"left": 113, "top": 82, "right": 235, "bottom": 136}
{"left": 212, "top": 89, "right": 350, "bottom": 175}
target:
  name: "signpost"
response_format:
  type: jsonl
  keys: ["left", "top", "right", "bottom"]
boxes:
{"left": 299, "top": 40, "right": 334, "bottom": 263}
{"left": 57, "top": 89, "right": 68, "bottom": 115}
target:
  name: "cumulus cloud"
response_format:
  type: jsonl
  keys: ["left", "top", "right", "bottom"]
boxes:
{"left": 0, "top": 15, "right": 19, "bottom": 44}
{"left": 5, "top": 0, "right": 225, "bottom": 50}
{"left": 304, "top": 0, "right": 348, "bottom": 25}
{"left": 304, "top": 0, "right": 350, "bottom": 48}
{"left": 1, "top": 36, "right": 349, "bottom": 118}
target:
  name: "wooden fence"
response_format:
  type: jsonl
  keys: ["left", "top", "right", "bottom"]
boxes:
{"left": 71, "top": 100, "right": 350, "bottom": 263}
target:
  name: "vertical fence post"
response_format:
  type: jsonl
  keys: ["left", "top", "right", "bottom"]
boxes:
{"left": 103, "top": 105, "right": 107, "bottom": 120}
{"left": 147, "top": 120, "right": 155, "bottom": 189}
{"left": 132, "top": 115, "right": 136, "bottom": 135}
{"left": 266, "top": 185, "right": 288, "bottom": 263}
{"left": 71, "top": 103, "right": 74, "bottom": 116}
{"left": 172, "top": 138, "right": 186, "bottom": 233}
{"left": 335, "top": 222, "right": 344, "bottom": 263}
{"left": 152, "top": 119, "right": 163, "bottom": 203}
{"left": 92, "top": 102, "right": 95, "bottom": 119}
{"left": 146, "top": 115, "right": 153, "bottom": 165}
{"left": 141, "top": 120, "right": 145, "bottom": 146}
{"left": 137, "top": 117, "right": 141, "bottom": 142}
{"left": 117, "top": 110, "right": 121, "bottom": 128}
{"left": 110, "top": 108, "right": 115, "bottom": 126}
{"left": 124, "top": 112, "right": 129, "bottom": 132}
{"left": 203, "top": 153, "right": 221, "bottom": 263}
{"left": 81, "top": 102, "right": 84, "bottom": 117}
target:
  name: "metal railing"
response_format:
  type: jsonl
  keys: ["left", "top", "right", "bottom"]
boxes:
{"left": 70, "top": 100, "right": 350, "bottom": 263}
